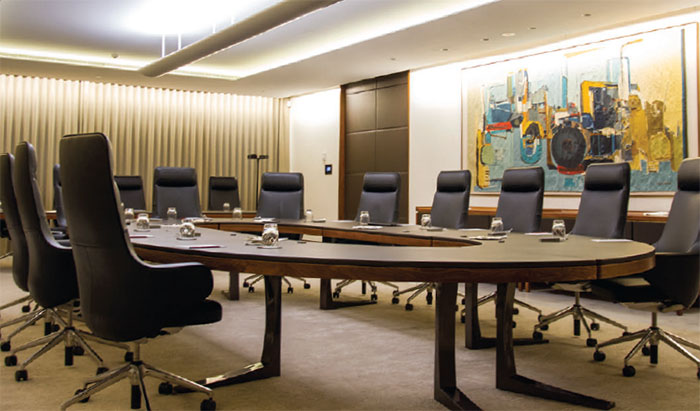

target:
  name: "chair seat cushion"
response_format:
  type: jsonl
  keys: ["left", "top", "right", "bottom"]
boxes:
{"left": 591, "top": 278, "right": 665, "bottom": 304}
{"left": 161, "top": 299, "right": 222, "bottom": 329}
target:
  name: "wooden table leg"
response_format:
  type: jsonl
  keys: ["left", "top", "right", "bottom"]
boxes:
{"left": 221, "top": 271, "right": 240, "bottom": 301}
{"left": 494, "top": 283, "right": 614, "bottom": 410}
{"left": 434, "top": 282, "right": 480, "bottom": 410}
{"left": 175, "top": 275, "right": 281, "bottom": 392}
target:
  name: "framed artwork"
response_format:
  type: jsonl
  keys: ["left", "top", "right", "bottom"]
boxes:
{"left": 462, "top": 23, "right": 698, "bottom": 193}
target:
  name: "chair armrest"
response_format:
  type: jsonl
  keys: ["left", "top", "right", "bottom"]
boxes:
{"left": 146, "top": 262, "right": 214, "bottom": 302}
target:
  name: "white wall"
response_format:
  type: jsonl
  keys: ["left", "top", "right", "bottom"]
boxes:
{"left": 289, "top": 88, "right": 341, "bottom": 220}
{"left": 408, "top": 64, "right": 463, "bottom": 220}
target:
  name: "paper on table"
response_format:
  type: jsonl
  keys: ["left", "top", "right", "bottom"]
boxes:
{"left": 642, "top": 211, "right": 669, "bottom": 217}
{"left": 525, "top": 232, "right": 553, "bottom": 236}
{"left": 458, "top": 228, "right": 484, "bottom": 231}
{"left": 352, "top": 225, "right": 383, "bottom": 230}
{"left": 129, "top": 234, "right": 154, "bottom": 238}
{"left": 187, "top": 244, "right": 223, "bottom": 249}
{"left": 591, "top": 239, "right": 633, "bottom": 243}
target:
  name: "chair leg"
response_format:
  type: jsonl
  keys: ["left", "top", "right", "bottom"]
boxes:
{"left": 661, "top": 330, "right": 700, "bottom": 351}
{"left": 60, "top": 363, "right": 132, "bottom": 410}
{"left": 0, "top": 295, "right": 32, "bottom": 312}
{"left": 595, "top": 328, "right": 648, "bottom": 350}
{"left": 658, "top": 329, "right": 700, "bottom": 367}
{"left": 623, "top": 330, "right": 655, "bottom": 366}
{"left": 513, "top": 298, "right": 542, "bottom": 315}
{"left": 580, "top": 306, "right": 628, "bottom": 332}
{"left": 142, "top": 361, "right": 214, "bottom": 398}
{"left": 535, "top": 305, "right": 576, "bottom": 329}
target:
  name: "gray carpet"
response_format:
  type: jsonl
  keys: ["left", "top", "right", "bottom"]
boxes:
{"left": 1, "top": 257, "right": 699, "bottom": 410}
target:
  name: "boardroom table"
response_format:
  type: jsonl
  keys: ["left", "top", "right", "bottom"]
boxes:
{"left": 129, "top": 219, "right": 654, "bottom": 410}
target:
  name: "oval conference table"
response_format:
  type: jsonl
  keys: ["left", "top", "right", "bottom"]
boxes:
{"left": 129, "top": 219, "right": 655, "bottom": 410}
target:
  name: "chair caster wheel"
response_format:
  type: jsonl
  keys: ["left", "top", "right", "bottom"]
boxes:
{"left": 532, "top": 331, "right": 543, "bottom": 341}
{"left": 242, "top": 281, "right": 249, "bottom": 287}
{"left": 426, "top": 294, "right": 433, "bottom": 305}
{"left": 248, "top": 287, "right": 255, "bottom": 293}
{"left": 370, "top": 294, "right": 378, "bottom": 302}
{"left": 540, "top": 324, "right": 549, "bottom": 331}
{"left": 460, "top": 314, "right": 465, "bottom": 324}
{"left": 53, "top": 324, "right": 60, "bottom": 332}
{"left": 73, "top": 346, "right": 85, "bottom": 356}
{"left": 512, "top": 308, "right": 519, "bottom": 315}
{"left": 593, "top": 351, "right": 605, "bottom": 362}
{"left": 391, "top": 297, "right": 399, "bottom": 304}
{"left": 124, "top": 352, "right": 134, "bottom": 362}
{"left": 697, "top": 368, "right": 700, "bottom": 379}
{"left": 622, "top": 365, "right": 636, "bottom": 377}
{"left": 461, "top": 298, "right": 466, "bottom": 305}
{"left": 287, "top": 287, "right": 293, "bottom": 294}
{"left": 75, "top": 388, "right": 90, "bottom": 403}
{"left": 622, "top": 331, "right": 631, "bottom": 336}
{"left": 641, "top": 346, "right": 650, "bottom": 356}
{"left": 590, "top": 322, "right": 600, "bottom": 331}
{"left": 200, "top": 398, "right": 216, "bottom": 410}
{"left": 15, "top": 369, "right": 27, "bottom": 381}
{"left": 512, "top": 321, "right": 516, "bottom": 328}
{"left": 405, "top": 303, "right": 413, "bottom": 311}
{"left": 1, "top": 342, "right": 10, "bottom": 352}
{"left": 5, "top": 355, "right": 18, "bottom": 366}
{"left": 96, "top": 366, "right": 108, "bottom": 375}
{"left": 332, "top": 291, "right": 340, "bottom": 299}
{"left": 303, "top": 283, "right": 311, "bottom": 289}
{"left": 537, "top": 314, "right": 543, "bottom": 321}
{"left": 21, "top": 305, "right": 31, "bottom": 313}
{"left": 586, "top": 338, "right": 597, "bottom": 347}
{"left": 158, "top": 382, "right": 174, "bottom": 395}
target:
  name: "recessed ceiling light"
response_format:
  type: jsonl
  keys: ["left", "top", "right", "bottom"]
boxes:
{"left": 441, "top": 48, "right": 449, "bottom": 52}
{"left": 501, "top": 32, "right": 515, "bottom": 37}
{"left": 389, "top": 57, "right": 396, "bottom": 61}
{"left": 583, "top": 13, "right": 592, "bottom": 17}
{"left": 529, "top": 27, "right": 536, "bottom": 30}
{"left": 482, "top": 38, "right": 490, "bottom": 42}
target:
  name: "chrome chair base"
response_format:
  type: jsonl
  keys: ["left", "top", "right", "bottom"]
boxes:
{"left": 0, "top": 294, "right": 32, "bottom": 313}
{"left": 393, "top": 282, "right": 434, "bottom": 309}
{"left": 594, "top": 312, "right": 700, "bottom": 377}
{"left": 61, "top": 342, "right": 215, "bottom": 410}
{"left": 243, "top": 274, "right": 310, "bottom": 293}
{"left": 333, "top": 279, "right": 399, "bottom": 302}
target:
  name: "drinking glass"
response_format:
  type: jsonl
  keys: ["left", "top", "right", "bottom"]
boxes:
{"left": 222, "top": 202, "right": 231, "bottom": 212}
{"left": 124, "top": 208, "right": 135, "bottom": 221}
{"left": 232, "top": 207, "right": 243, "bottom": 219}
{"left": 490, "top": 217, "right": 504, "bottom": 233}
{"left": 135, "top": 213, "right": 150, "bottom": 231}
{"left": 166, "top": 207, "right": 178, "bottom": 223}
{"left": 305, "top": 209, "right": 313, "bottom": 222}
{"left": 179, "top": 222, "right": 196, "bottom": 238}
{"left": 359, "top": 210, "right": 370, "bottom": 226}
{"left": 262, "top": 223, "right": 279, "bottom": 246}
{"left": 552, "top": 219, "right": 567, "bottom": 239}
{"left": 421, "top": 214, "right": 431, "bottom": 229}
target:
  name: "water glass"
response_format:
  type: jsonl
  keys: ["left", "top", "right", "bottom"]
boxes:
{"left": 359, "top": 210, "right": 370, "bottom": 226}
{"left": 305, "top": 209, "right": 313, "bottom": 222}
{"left": 490, "top": 217, "right": 504, "bottom": 233}
{"left": 232, "top": 207, "right": 243, "bottom": 219}
{"left": 179, "top": 222, "right": 196, "bottom": 238}
{"left": 124, "top": 208, "right": 135, "bottom": 221}
{"left": 222, "top": 202, "right": 231, "bottom": 212}
{"left": 552, "top": 219, "right": 567, "bottom": 239}
{"left": 421, "top": 214, "right": 431, "bottom": 228}
{"left": 262, "top": 223, "right": 279, "bottom": 246}
{"left": 135, "top": 213, "right": 150, "bottom": 230}
{"left": 166, "top": 207, "right": 178, "bottom": 223}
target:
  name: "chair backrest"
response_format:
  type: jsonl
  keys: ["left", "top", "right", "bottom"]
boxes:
{"left": 0, "top": 153, "right": 29, "bottom": 292}
{"left": 430, "top": 170, "right": 471, "bottom": 229}
{"left": 355, "top": 172, "right": 401, "bottom": 224}
{"left": 152, "top": 166, "right": 202, "bottom": 218}
{"left": 53, "top": 164, "right": 67, "bottom": 228}
{"left": 13, "top": 142, "right": 78, "bottom": 308}
{"left": 114, "top": 175, "right": 146, "bottom": 210}
{"left": 208, "top": 176, "right": 241, "bottom": 210}
{"left": 495, "top": 167, "right": 544, "bottom": 233}
{"left": 571, "top": 162, "right": 630, "bottom": 238}
{"left": 256, "top": 173, "right": 303, "bottom": 219}
{"left": 644, "top": 158, "right": 700, "bottom": 308}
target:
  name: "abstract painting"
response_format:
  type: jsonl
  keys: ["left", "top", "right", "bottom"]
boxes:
{"left": 462, "top": 23, "right": 697, "bottom": 192}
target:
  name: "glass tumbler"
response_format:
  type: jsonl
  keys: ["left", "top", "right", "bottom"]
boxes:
{"left": 166, "top": 207, "right": 178, "bottom": 223}
{"left": 421, "top": 214, "right": 431, "bottom": 229}
{"left": 261, "top": 223, "right": 279, "bottom": 246}
{"left": 135, "top": 213, "right": 150, "bottom": 230}
{"left": 222, "top": 202, "right": 231, "bottom": 212}
{"left": 305, "top": 209, "right": 313, "bottom": 222}
{"left": 232, "top": 207, "right": 243, "bottom": 219}
{"left": 490, "top": 217, "right": 504, "bottom": 233}
{"left": 552, "top": 219, "right": 567, "bottom": 239}
{"left": 359, "top": 210, "right": 370, "bottom": 226}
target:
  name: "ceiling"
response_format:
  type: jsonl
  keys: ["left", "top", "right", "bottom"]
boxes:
{"left": 1, "top": 0, "right": 698, "bottom": 98}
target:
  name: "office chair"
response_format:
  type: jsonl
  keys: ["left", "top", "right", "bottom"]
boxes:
{"left": 333, "top": 172, "right": 402, "bottom": 301}
{"left": 393, "top": 170, "right": 471, "bottom": 310}
{"left": 114, "top": 175, "right": 146, "bottom": 210}
{"left": 5, "top": 142, "right": 107, "bottom": 381}
{"left": 534, "top": 162, "right": 631, "bottom": 346}
{"left": 59, "top": 132, "right": 220, "bottom": 410}
{"left": 591, "top": 157, "right": 700, "bottom": 378}
{"left": 243, "top": 172, "right": 310, "bottom": 293}
{"left": 0, "top": 153, "right": 38, "bottom": 351}
{"left": 52, "top": 164, "right": 69, "bottom": 238}
{"left": 208, "top": 176, "right": 241, "bottom": 210}
{"left": 462, "top": 167, "right": 545, "bottom": 323}
{"left": 152, "top": 166, "right": 202, "bottom": 219}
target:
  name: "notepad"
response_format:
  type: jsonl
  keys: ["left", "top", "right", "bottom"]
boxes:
{"left": 188, "top": 244, "right": 222, "bottom": 249}
{"left": 129, "top": 234, "right": 153, "bottom": 238}
{"left": 591, "top": 239, "right": 633, "bottom": 243}
{"left": 352, "top": 225, "right": 383, "bottom": 230}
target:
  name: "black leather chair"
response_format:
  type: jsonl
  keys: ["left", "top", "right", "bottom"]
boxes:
{"left": 208, "top": 176, "right": 240, "bottom": 210}
{"left": 591, "top": 158, "right": 700, "bottom": 378}
{"left": 393, "top": 170, "right": 471, "bottom": 310}
{"left": 466, "top": 167, "right": 545, "bottom": 321}
{"left": 333, "top": 172, "right": 402, "bottom": 300}
{"left": 243, "top": 172, "right": 310, "bottom": 293}
{"left": 6, "top": 142, "right": 106, "bottom": 382}
{"left": 152, "top": 166, "right": 202, "bottom": 219}
{"left": 52, "top": 164, "right": 68, "bottom": 238}
{"left": 114, "top": 175, "right": 146, "bottom": 211}
{"left": 59, "top": 132, "right": 220, "bottom": 410}
{"left": 534, "top": 162, "right": 631, "bottom": 346}
{"left": 0, "top": 153, "right": 37, "bottom": 351}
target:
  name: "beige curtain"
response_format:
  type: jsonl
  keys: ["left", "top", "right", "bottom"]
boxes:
{"left": 1, "top": 74, "right": 288, "bottom": 211}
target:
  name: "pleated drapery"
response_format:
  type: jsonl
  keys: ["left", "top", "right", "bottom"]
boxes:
{"left": 1, "top": 74, "right": 290, "bottom": 213}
